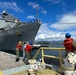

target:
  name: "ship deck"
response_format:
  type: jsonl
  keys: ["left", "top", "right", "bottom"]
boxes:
{"left": 10, "top": 69, "right": 61, "bottom": 75}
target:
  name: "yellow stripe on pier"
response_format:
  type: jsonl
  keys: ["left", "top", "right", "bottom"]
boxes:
{"left": 0, "top": 71, "right": 3, "bottom": 75}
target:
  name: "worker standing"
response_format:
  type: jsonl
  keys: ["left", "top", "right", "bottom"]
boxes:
{"left": 63, "top": 33, "right": 76, "bottom": 57}
{"left": 23, "top": 42, "right": 33, "bottom": 63}
{"left": 15, "top": 41, "right": 22, "bottom": 62}
{"left": 23, "top": 42, "right": 29, "bottom": 60}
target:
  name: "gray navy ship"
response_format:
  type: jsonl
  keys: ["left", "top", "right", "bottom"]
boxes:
{"left": 0, "top": 10, "right": 41, "bottom": 50}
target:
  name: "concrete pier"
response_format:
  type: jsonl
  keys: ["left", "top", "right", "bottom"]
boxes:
{"left": 0, "top": 51, "right": 25, "bottom": 71}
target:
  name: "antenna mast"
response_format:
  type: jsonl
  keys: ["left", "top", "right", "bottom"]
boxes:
{"left": 36, "top": 5, "right": 38, "bottom": 20}
{"left": 3, "top": 7, "right": 6, "bottom": 13}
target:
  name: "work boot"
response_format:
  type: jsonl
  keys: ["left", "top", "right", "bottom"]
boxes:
{"left": 75, "top": 64, "right": 76, "bottom": 70}
{"left": 15, "top": 58, "right": 19, "bottom": 62}
{"left": 23, "top": 56, "right": 26, "bottom": 62}
{"left": 23, "top": 57, "right": 28, "bottom": 63}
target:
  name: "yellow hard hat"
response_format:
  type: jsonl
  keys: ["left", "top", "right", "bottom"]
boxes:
{"left": 19, "top": 41, "right": 22, "bottom": 44}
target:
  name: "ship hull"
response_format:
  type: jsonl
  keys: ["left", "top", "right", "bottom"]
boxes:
{"left": 0, "top": 22, "right": 41, "bottom": 50}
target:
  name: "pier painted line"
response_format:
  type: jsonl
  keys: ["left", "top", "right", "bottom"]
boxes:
{"left": 0, "top": 71, "right": 3, "bottom": 75}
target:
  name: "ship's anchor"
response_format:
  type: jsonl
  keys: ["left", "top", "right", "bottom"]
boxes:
{"left": 16, "top": 30, "right": 21, "bottom": 36}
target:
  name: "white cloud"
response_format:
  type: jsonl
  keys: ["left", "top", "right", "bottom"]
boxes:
{"left": 26, "top": 15, "right": 35, "bottom": 19}
{"left": 41, "top": 7, "right": 47, "bottom": 14}
{"left": 28, "top": 2, "right": 47, "bottom": 14}
{"left": 44, "top": 0, "right": 60, "bottom": 4}
{"left": 35, "top": 23, "right": 65, "bottom": 41}
{"left": 44, "top": 0, "right": 66, "bottom": 12}
{"left": 0, "top": 1, "right": 23, "bottom": 12}
{"left": 51, "top": 12, "right": 76, "bottom": 30}
{"left": 35, "top": 11, "right": 76, "bottom": 41}
{"left": 28, "top": 2, "right": 39, "bottom": 9}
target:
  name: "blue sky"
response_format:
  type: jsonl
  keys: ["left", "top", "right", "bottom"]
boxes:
{"left": 0, "top": 0, "right": 76, "bottom": 41}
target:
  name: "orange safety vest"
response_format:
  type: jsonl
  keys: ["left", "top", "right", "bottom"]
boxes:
{"left": 63, "top": 38, "right": 74, "bottom": 52}
{"left": 16, "top": 43, "right": 21, "bottom": 50}
{"left": 25, "top": 44, "right": 32, "bottom": 52}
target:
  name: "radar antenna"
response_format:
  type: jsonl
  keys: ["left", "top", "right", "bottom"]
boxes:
{"left": 3, "top": 7, "right": 6, "bottom": 13}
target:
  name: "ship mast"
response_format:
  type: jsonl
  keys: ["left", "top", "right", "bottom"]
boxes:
{"left": 3, "top": 7, "right": 6, "bottom": 13}
{"left": 36, "top": 4, "right": 38, "bottom": 20}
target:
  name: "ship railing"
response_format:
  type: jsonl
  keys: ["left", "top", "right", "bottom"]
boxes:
{"left": 33, "top": 47, "right": 65, "bottom": 72}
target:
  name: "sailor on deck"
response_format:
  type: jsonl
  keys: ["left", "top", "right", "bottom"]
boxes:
{"left": 23, "top": 42, "right": 33, "bottom": 63}
{"left": 15, "top": 41, "right": 23, "bottom": 62}
{"left": 63, "top": 33, "right": 76, "bottom": 57}
{"left": 22, "top": 42, "right": 29, "bottom": 59}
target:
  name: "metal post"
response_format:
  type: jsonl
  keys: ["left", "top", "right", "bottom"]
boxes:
{"left": 59, "top": 49, "right": 62, "bottom": 72}
{"left": 33, "top": 48, "right": 41, "bottom": 59}
{"left": 42, "top": 48, "right": 45, "bottom": 64}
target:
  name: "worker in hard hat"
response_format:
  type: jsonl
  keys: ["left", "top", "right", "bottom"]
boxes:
{"left": 63, "top": 33, "right": 76, "bottom": 57}
{"left": 23, "top": 42, "right": 33, "bottom": 64}
{"left": 15, "top": 41, "right": 23, "bottom": 62}
{"left": 63, "top": 33, "right": 76, "bottom": 70}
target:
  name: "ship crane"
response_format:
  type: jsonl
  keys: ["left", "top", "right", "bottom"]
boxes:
{"left": 62, "top": 52, "right": 76, "bottom": 75}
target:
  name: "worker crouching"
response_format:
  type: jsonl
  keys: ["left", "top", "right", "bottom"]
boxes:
{"left": 15, "top": 41, "right": 23, "bottom": 62}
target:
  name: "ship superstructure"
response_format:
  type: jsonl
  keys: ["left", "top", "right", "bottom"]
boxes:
{"left": 0, "top": 10, "right": 41, "bottom": 50}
